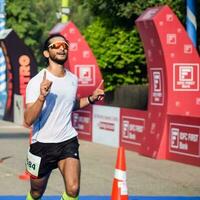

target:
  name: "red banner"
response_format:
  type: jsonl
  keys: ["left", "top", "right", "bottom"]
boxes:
{"left": 168, "top": 115, "right": 200, "bottom": 166}
{"left": 72, "top": 106, "right": 93, "bottom": 141}
{"left": 120, "top": 108, "right": 147, "bottom": 152}
{"left": 135, "top": 5, "right": 200, "bottom": 165}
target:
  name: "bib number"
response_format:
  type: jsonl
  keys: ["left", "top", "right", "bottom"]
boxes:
{"left": 26, "top": 150, "right": 41, "bottom": 177}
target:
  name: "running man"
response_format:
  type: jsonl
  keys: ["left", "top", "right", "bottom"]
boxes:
{"left": 24, "top": 34, "right": 104, "bottom": 200}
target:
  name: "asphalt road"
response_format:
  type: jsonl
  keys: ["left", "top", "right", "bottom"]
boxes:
{"left": 0, "top": 120, "right": 200, "bottom": 196}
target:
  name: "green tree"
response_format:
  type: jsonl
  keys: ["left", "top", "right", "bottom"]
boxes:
{"left": 69, "top": 0, "right": 94, "bottom": 32}
{"left": 5, "top": 0, "right": 60, "bottom": 68}
{"left": 71, "top": 0, "right": 187, "bottom": 91}
{"left": 84, "top": 18, "right": 146, "bottom": 91}
{"left": 77, "top": 0, "right": 185, "bottom": 29}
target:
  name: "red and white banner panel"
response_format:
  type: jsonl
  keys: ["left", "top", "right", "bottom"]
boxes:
{"left": 135, "top": 5, "right": 200, "bottom": 164}
{"left": 120, "top": 108, "right": 147, "bottom": 152}
{"left": 167, "top": 115, "right": 200, "bottom": 166}
{"left": 92, "top": 105, "right": 120, "bottom": 147}
{"left": 72, "top": 106, "right": 93, "bottom": 141}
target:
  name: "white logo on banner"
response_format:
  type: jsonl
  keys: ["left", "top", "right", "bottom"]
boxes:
{"left": 166, "top": 34, "right": 176, "bottom": 44}
{"left": 177, "top": 28, "right": 182, "bottom": 33}
{"left": 83, "top": 50, "right": 90, "bottom": 58}
{"left": 180, "top": 67, "right": 193, "bottom": 81}
{"left": 75, "top": 65, "right": 95, "bottom": 86}
{"left": 80, "top": 68, "right": 91, "bottom": 80}
{"left": 98, "top": 121, "right": 115, "bottom": 131}
{"left": 184, "top": 44, "right": 192, "bottom": 54}
{"left": 173, "top": 63, "right": 199, "bottom": 91}
{"left": 150, "top": 68, "right": 164, "bottom": 105}
{"left": 166, "top": 14, "right": 173, "bottom": 22}
{"left": 153, "top": 72, "right": 161, "bottom": 92}
{"left": 171, "top": 128, "right": 180, "bottom": 149}
{"left": 69, "top": 43, "right": 78, "bottom": 51}
{"left": 69, "top": 28, "right": 75, "bottom": 34}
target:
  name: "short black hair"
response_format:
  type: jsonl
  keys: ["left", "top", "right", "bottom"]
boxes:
{"left": 43, "top": 33, "right": 69, "bottom": 51}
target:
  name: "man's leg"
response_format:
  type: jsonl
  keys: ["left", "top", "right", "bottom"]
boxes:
{"left": 58, "top": 158, "right": 80, "bottom": 199}
{"left": 26, "top": 173, "right": 50, "bottom": 200}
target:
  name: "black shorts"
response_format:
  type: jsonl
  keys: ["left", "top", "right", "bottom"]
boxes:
{"left": 27, "top": 136, "right": 80, "bottom": 178}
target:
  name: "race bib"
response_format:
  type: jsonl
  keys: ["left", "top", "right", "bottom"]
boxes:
{"left": 26, "top": 150, "right": 41, "bottom": 177}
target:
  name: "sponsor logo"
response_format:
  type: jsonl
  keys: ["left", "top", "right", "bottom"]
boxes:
{"left": 98, "top": 121, "right": 115, "bottom": 131}
{"left": 184, "top": 44, "right": 192, "bottom": 54}
{"left": 170, "top": 123, "right": 200, "bottom": 157}
{"left": 121, "top": 116, "right": 145, "bottom": 145}
{"left": 151, "top": 69, "right": 164, "bottom": 105}
{"left": 166, "top": 14, "right": 173, "bottom": 22}
{"left": 153, "top": 71, "right": 161, "bottom": 92}
{"left": 69, "top": 42, "right": 78, "bottom": 51}
{"left": 83, "top": 50, "right": 90, "bottom": 58}
{"left": 173, "top": 63, "right": 199, "bottom": 91}
{"left": 167, "top": 34, "right": 176, "bottom": 45}
{"left": 72, "top": 111, "right": 91, "bottom": 135}
{"left": 75, "top": 65, "right": 95, "bottom": 86}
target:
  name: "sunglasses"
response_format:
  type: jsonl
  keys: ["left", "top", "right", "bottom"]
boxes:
{"left": 48, "top": 41, "right": 68, "bottom": 50}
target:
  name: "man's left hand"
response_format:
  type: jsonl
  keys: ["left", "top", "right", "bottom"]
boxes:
{"left": 90, "top": 80, "right": 105, "bottom": 103}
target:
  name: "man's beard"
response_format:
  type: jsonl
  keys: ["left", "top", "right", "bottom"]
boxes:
{"left": 51, "top": 54, "right": 68, "bottom": 65}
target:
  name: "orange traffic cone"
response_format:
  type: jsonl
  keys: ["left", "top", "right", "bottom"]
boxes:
{"left": 111, "top": 146, "right": 128, "bottom": 200}
{"left": 19, "top": 171, "right": 30, "bottom": 180}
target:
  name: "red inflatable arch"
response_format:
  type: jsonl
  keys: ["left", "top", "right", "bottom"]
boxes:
{"left": 135, "top": 5, "right": 200, "bottom": 166}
